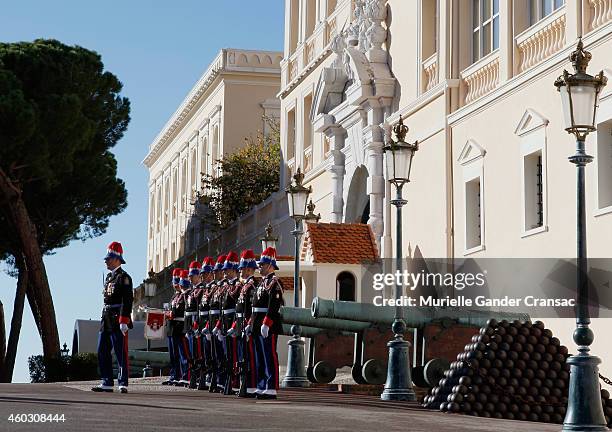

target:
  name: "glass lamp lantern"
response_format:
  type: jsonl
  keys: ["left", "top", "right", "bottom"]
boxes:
{"left": 554, "top": 39, "right": 607, "bottom": 138}
{"left": 384, "top": 117, "right": 419, "bottom": 186}
{"left": 286, "top": 167, "right": 312, "bottom": 220}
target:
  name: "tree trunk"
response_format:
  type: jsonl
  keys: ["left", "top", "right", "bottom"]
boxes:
{"left": 0, "top": 300, "right": 6, "bottom": 382}
{"left": 26, "top": 285, "right": 43, "bottom": 338}
{"left": 4, "top": 255, "right": 28, "bottom": 382}
{"left": 0, "top": 170, "right": 60, "bottom": 359}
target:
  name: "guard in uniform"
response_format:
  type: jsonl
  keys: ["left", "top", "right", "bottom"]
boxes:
{"left": 185, "top": 261, "right": 202, "bottom": 389}
{"left": 232, "top": 249, "right": 258, "bottom": 397}
{"left": 162, "top": 268, "right": 183, "bottom": 386}
{"left": 92, "top": 242, "right": 133, "bottom": 394}
{"left": 251, "top": 247, "right": 284, "bottom": 399}
{"left": 174, "top": 269, "right": 192, "bottom": 386}
{"left": 197, "top": 257, "right": 215, "bottom": 390}
{"left": 208, "top": 255, "right": 227, "bottom": 392}
{"left": 219, "top": 251, "right": 241, "bottom": 394}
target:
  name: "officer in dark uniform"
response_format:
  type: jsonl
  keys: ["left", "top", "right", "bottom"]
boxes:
{"left": 197, "top": 257, "right": 215, "bottom": 390}
{"left": 172, "top": 269, "right": 192, "bottom": 386}
{"left": 92, "top": 242, "right": 133, "bottom": 394}
{"left": 162, "top": 268, "right": 183, "bottom": 386}
{"left": 220, "top": 251, "right": 241, "bottom": 394}
{"left": 208, "top": 255, "right": 226, "bottom": 392}
{"left": 230, "top": 249, "right": 258, "bottom": 397}
{"left": 185, "top": 261, "right": 202, "bottom": 389}
{"left": 251, "top": 246, "right": 284, "bottom": 399}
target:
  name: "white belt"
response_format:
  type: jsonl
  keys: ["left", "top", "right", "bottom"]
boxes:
{"left": 236, "top": 313, "right": 244, "bottom": 318}
{"left": 252, "top": 307, "right": 268, "bottom": 313}
{"left": 185, "top": 311, "right": 198, "bottom": 317}
{"left": 222, "top": 308, "right": 236, "bottom": 314}
{"left": 199, "top": 311, "right": 209, "bottom": 316}
{"left": 172, "top": 317, "right": 185, "bottom": 321}
{"left": 209, "top": 310, "right": 220, "bottom": 315}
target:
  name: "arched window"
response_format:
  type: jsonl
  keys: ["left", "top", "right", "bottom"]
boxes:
{"left": 336, "top": 271, "right": 356, "bottom": 301}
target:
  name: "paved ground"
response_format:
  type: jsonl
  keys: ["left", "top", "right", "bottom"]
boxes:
{"left": 0, "top": 379, "right": 561, "bottom": 432}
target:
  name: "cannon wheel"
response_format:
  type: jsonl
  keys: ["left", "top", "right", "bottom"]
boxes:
{"left": 351, "top": 364, "right": 367, "bottom": 384}
{"left": 411, "top": 365, "right": 428, "bottom": 388}
{"left": 423, "top": 358, "right": 450, "bottom": 387}
{"left": 313, "top": 361, "right": 336, "bottom": 384}
{"left": 306, "top": 366, "right": 317, "bottom": 383}
{"left": 361, "top": 359, "right": 386, "bottom": 385}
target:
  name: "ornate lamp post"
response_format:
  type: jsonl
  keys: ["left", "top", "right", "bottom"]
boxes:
{"left": 381, "top": 117, "right": 418, "bottom": 401}
{"left": 60, "top": 343, "right": 69, "bottom": 357}
{"left": 260, "top": 221, "right": 278, "bottom": 251}
{"left": 304, "top": 199, "right": 321, "bottom": 223}
{"left": 554, "top": 38, "right": 607, "bottom": 432}
{"left": 281, "top": 167, "right": 311, "bottom": 388}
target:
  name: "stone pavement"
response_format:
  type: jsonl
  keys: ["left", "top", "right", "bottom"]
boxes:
{"left": 0, "top": 378, "right": 561, "bottom": 432}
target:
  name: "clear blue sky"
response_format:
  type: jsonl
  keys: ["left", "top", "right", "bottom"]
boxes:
{"left": 0, "top": 0, "right": 284, "bottom": 382}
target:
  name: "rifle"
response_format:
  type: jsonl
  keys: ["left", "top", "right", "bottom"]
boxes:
{"left": 237, "top": 329, "right": 249, "bottom": 397}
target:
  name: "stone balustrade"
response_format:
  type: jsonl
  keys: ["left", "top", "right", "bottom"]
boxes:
{"left": 588, "top": 0, "right": 612, "bottom": 30}
{"left": 516, "top": 9, "right": 566, "bottom": 73}
{"left": 461, "top": 54, "right": 500, "bottom": 105}
{"left": 422, "top": 52, "right": 439, "bottom": 92}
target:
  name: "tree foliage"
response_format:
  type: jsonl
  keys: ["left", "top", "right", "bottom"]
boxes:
{"left": 199, "top": 118, "right": 280, "bottom": 230}
{"left": 0, "top": 39, "right": 130, "bottom": 255}
{"left": 0, "top": 39, "right": 130, "bottom": 363}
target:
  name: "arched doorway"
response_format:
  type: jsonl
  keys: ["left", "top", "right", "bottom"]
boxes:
{"left": 336, "top": 271, "right": 356, "bottom": 301}
{"left": 345, "top": 166, "right": 369, "bottom": 223}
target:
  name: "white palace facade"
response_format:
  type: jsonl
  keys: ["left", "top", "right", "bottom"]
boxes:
{"left": 143, "top": 49, "right": 283, "bottom": 273}
{"left": 279, "top": 0, "right": 612, "bottom": 373}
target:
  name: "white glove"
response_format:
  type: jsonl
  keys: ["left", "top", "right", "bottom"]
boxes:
{"left": 205, "top": 333, "right": 212, "bottom": 342}
{"left": 261, "top": 324, "right": 269, "bottom": 338}
{"left": 217, "top": 333, "right": 226, "bottom": 342}
{"left": 244, "top": 324, "right": 252, "bottom": 336}
{"left": 120, "top": 323, "right": 128, "bottom": 335}
{"left": 212, "top": 326, "right": 220, "bottom": 336}
{"left": 226, "top": 327, "right": 237, "bottom": 338}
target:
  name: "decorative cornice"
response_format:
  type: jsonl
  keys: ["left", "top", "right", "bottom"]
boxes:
{"left": 143, "top": 48, "right": 282, "bottom": 168}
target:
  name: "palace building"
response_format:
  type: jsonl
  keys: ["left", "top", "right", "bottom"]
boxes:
{"left": 143, "top": 48, "right": 283, "bottom": 273}
{"left": 279, "top": 0, "right": 612, "bottom": 373}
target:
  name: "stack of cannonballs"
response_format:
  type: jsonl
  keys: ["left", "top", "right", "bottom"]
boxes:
{"left": 422, "top": 319, "right": 612, "bottom": 427}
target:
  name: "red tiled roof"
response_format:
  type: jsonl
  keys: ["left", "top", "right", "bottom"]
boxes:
{"left": 301, "top": 222, "right": 379, "bottom": 264}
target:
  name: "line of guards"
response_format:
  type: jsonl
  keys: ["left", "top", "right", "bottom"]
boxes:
{"left": 163, "top": 247, "right": 284, "bottom": 399}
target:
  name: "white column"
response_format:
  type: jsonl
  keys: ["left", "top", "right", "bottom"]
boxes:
{"left": 326, "top": 126, "right": 346, "bottom": 223}
{"left": 298, "top": 0, "right": 306, "bottom": 44}
{"left": 565, "top": 0, "right": 582, "bottom": 43}
{"left": 285, "top": 0, "right": 293, "bottom": 56}
{"left": 363, "top": 106, "right": 385, "bottom": 250}
{"left": 499, "top": 0, "right": 513, "bottom": 82}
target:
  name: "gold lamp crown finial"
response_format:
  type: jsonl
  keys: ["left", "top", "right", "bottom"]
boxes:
{"left": 393, "top": 116, "right": 409, "bottom": 142}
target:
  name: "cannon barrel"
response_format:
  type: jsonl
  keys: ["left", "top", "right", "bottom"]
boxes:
{"left": 281, "top": 306, "right": 374, "bottom": 332}
{"left": 311, "top": 297, "right": 529, "bottom": 328}
{"left": 281, "top": 323, "right": 353, "bottom": 338}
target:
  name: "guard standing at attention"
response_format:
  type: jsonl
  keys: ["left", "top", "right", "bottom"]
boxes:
{"left": 197, "top": 257, "right": 216, "bottom": 390}
{"left": 232, "top": 249, "right": 258, "bottom": 397}
{"left": 250, "top": 247, "right": 284, "bottom": 399}
{"left": 185, "top": 261, "right": 202, "bottom": 389}
{"left": 174, "top": 269, "right": 192, "bottom": 386}
{"left": 220, "top": 251, "right": 241, "bottom": 394}
{"left": 208, "top": 255, "right": 227, "bottom": 392}
{"left": 162, "top": 268, "right": 183, "bottom": 386}
{"left": 92, "top": 242, "right": 133, "bottom": 394}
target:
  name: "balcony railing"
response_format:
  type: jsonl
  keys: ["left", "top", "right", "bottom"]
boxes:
{"left": 516, "top": 8, "right": 566, "bottom": 73}
{"left": 304, "top": 146, "right": 313, "bottom": 173}
{"left": 304, "top": 39, "right": 315, "bottom": 65}
{"left": 588, "top": 0, "right": 612, "bottom": 31}
{"left": 288, "top": 58, "right": 298, "bottom": 82}
{"left": 460, "top": 53, "right": 500, "bottom": 105}
{"left": 326, "top": 16, "right": 338, "bottom": 45}
{"left": 422, "top": 52, "right": 439, "bottom": 93}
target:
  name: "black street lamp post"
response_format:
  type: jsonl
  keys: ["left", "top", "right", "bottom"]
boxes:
{"left": 282, "top": 167, "right": 311, "bottom": 388}
{"left": 381, "top": 117, "right": 418, "bottom": 401}
{"left": 554, "top": 38, "right": 607, "bottom": 432}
